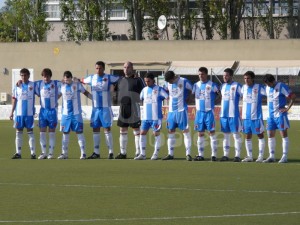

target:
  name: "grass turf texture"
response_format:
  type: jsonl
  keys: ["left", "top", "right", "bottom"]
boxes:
{"left": 0, "top": 120, "right": 299, "bottom": 225}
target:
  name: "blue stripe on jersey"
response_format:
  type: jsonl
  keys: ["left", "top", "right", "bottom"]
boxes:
{"left": 146, "top": 87, "right": 153, "bottom": 119}
{"left": 246, "top": 87, "right": 252, "bottom": 119}
{"left": 222, "top": 84, "right": 231, "bottom": 117}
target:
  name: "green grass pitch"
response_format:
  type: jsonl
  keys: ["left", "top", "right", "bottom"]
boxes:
{"left": 0, "top": 120, "right": 299, "bottom": 225}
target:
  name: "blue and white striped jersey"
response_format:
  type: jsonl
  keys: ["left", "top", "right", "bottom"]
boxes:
{"left": 193, "top": 80, "right": 219, "bottom": 112}
{"left": 59, "top": 82, "right": 86, "bottom": 116}
{"left": 12, "top": 81, "right": 36, "bottom": 116}
{"left": 140, "top": 85, "right": 168, "bottom": 120}
{"left": 241, "top": 83, "right": 266, "bottom": 120}
{"left": 82, "top": 74, "right": 119, "bottom": 108}
{"left": 35, "top": 80, "right": 61, "bottom": 110}
{"left": 164, "top": 77, "right": 193, "bottom": 112}
{"left": 220, "top": 81, "right": 242, "bottom": 118}
{"left": 266, "top": 82, "right": 291, "bottom": 118}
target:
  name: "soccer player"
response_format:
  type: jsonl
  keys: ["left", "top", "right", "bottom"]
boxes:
{"left": 35, "top": 68, "right": 61, "bottom": 159}
{"left": 57, "top": 71, "right": 92, "bottom": 159}
{"left": 219, "top": 68, "right": 243, "bottom": 162}
{"left": 115, "top": 61, "right": 145, "bottom": 159}
{"left": 263, "top": 74, "right": 296, "bottom": 163}
{"left": 134, "top": 72, "right": 168, "bottom": 160}
{"left": 162, "top": 70, "right": 193, "bottom": 161}
{"left": 241, "top": 71, "right": 266, "bottom": 163}
{"left": 193, "top": 67, "right": 220, "bottom": 161}
{"left": 10, "top": 68, "right": 36, "bottom": 159}
{"left": 80, "top": 61, "right": 120, "bottom": 159}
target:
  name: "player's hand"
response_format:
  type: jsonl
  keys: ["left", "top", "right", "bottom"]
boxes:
{"left": 16, "top": 80, "right": 22, "bottom": 87}
{"left": 9, "top": 113, "right": 13, "bottom": 120}
{"left": 279, "top": 107, "right": 288, "bottom": 113}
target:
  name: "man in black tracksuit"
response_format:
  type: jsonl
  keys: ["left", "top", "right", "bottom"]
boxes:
{"left": 115, "top": 61, "right": 145, "bottom": 159}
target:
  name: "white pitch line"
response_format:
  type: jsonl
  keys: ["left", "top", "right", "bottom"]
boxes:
{"left": 0, "top": 182, "right": 299, "bottom": 195}
{"left": 0, "top": 212, "right": 299, "bottom": 223}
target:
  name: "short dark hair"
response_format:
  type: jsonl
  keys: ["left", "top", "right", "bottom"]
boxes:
{"left": 244, "top": 71, "right": 255, "bottom": 79}
{"left": 41, "top": 68, "right": 52, "bottom": 77}
{"left": 95, "top": 61, "right": 105, "bottom": 69}
{"left": 224, "top": 68, "right": 234, "bottom": 76}
{"left": 145, "top": 72, "right": 155, "bottom": 80}
{"left": 20, "top": 68, "right": 30, "bottom": 76}
{"left": 263, "top": 74, "right": 275, "bottom": 83}
{"left": 199, "top": 67, "right": 208, "bottom": 74}
{"left": 63, "top": 71, "right": 73, "bottom": 78}
{"left": 164, "top": 71, "right": 176, "bottom": 82}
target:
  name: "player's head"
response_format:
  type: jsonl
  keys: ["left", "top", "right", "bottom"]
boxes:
{"left": 123, "top": 61, "right": 134, "bottom": 77}
{"left": 263, "top": 74, "right": 276, "bottom": 87}
{"left": 95, "top": 61, "right": 105, "bottom": 75}
{"left": 244, "top": 71, "right": 255, "bottom": 86}
{"left": 144, "top": 72, "right": 155, "bottom": 87}
{"left": 164, "top": 71, "right": 177, "bottom": 84}
{"left": 198, "top": 67, "right": 208, "bottom": 82}
{"left": 63, "top": 71, "right": 73, "bottom": 84}
{"left": 20, "top": 68, "right": 30, "bottom": 82}
{"left": 223, "top": 68, "right": 234, "bottom": 83}
{"left": 41, "top": 68, "right": 52, "bottom": 82}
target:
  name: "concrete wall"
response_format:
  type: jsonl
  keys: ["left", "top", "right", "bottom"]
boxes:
{"left": 1, "top": 39, "right": 300, "bottom": 104}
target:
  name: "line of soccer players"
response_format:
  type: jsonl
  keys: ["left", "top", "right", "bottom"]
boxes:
{"left": 10, "top": 62, "right": 296, "bottom": 163}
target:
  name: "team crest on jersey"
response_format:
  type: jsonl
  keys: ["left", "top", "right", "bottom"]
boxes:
{"left": 231, "top": 87, "right": 235, "bottom": 91}
{"left": 29, "top": 86, "right": 33, "bottom": 91}
{"left": 73, "top": 85, "right": 77, "bottom": 91}
{"left": 253, "top": 89, "right": 258, "bottom": 94}
{"left": 153, "top": 90, "right": 158, "bottom": 94}
{"left": 51, "top": 84, "right": 55, "bottom": 89}
{"left": 103, "top": 78, "right": 108, "bottom": 82}
{"left": 206, "top": 86, "right": 211, "bottom": 91}
{"left": 178, "top": 84, "right": 183, "bottom": 89}
{"left": 275, "top": 88, "right": 278, "bottom": 92}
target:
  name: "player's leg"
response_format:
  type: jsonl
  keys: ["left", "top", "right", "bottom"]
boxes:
{"left": 47, "top": 109, "right": 58, "bottom": 158}
{"left": 59, "top": 115, "right": 70, "bottom": 159}
{"left": 231, "top": 117, "right": 242, "bottom": 162}
{"left": 278, "top": 115, "right": 290, "bottom": 163}
{"left": 178, "top": 110, "right": 192, "bottom": 161}
{"left": 88, "top": 108, "right": 101, "bottom": 158}
{"left": 102, "top": 107, "right": 114, "bottom": 159}
{"left": 135, "top": 121, "right": 150, "bottom": 160}
{"left": 242, "top": 119, "right": 254, "bottom": 162}
{"left": 116, "top": 105, "right": 130, "bottom": 159}
{"left": 38, "top": 109, "right": 47, "bottom": 158}
{"left": 151, "top": 120, "right": 162, "bottom": 160}
{"left": 194, "top": 111, "right": 205, "bottom": 161}
{"left": 163, "top": 112, "right": 176, "bottom": 160}
{"left": 263, "top": 118, "right": 277, "bottom": 163}
{"left": 206, "top": 111, "right": 217, "bottom": 161}
{"left": 26, "top": 116, "right": 36, "bottom": 159}
{"left": 220, "top": 117, "right": 230, "bottom": 160}
{"left": 73, "top": 115, "right": 86, "bottom": 159}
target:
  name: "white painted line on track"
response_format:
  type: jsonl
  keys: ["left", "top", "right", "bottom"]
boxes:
{"left": 0, "top": 212, "right": 299, "bottom": 223}
{"left": 0, "top": 182, "right": 299, "bottom": 194}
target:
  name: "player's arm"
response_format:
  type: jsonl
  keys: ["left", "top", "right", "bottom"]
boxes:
{"left": 83, "top": 90, "right": 93, "bottom": 100}
{"left": 10, "top": 97, "right": 17, "bottom": 120}
{"left": 280, "top": 92, "right": 296, "bottom": 113}
{"left": 215, "top": 87, "right": 222, "bottom": 105}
